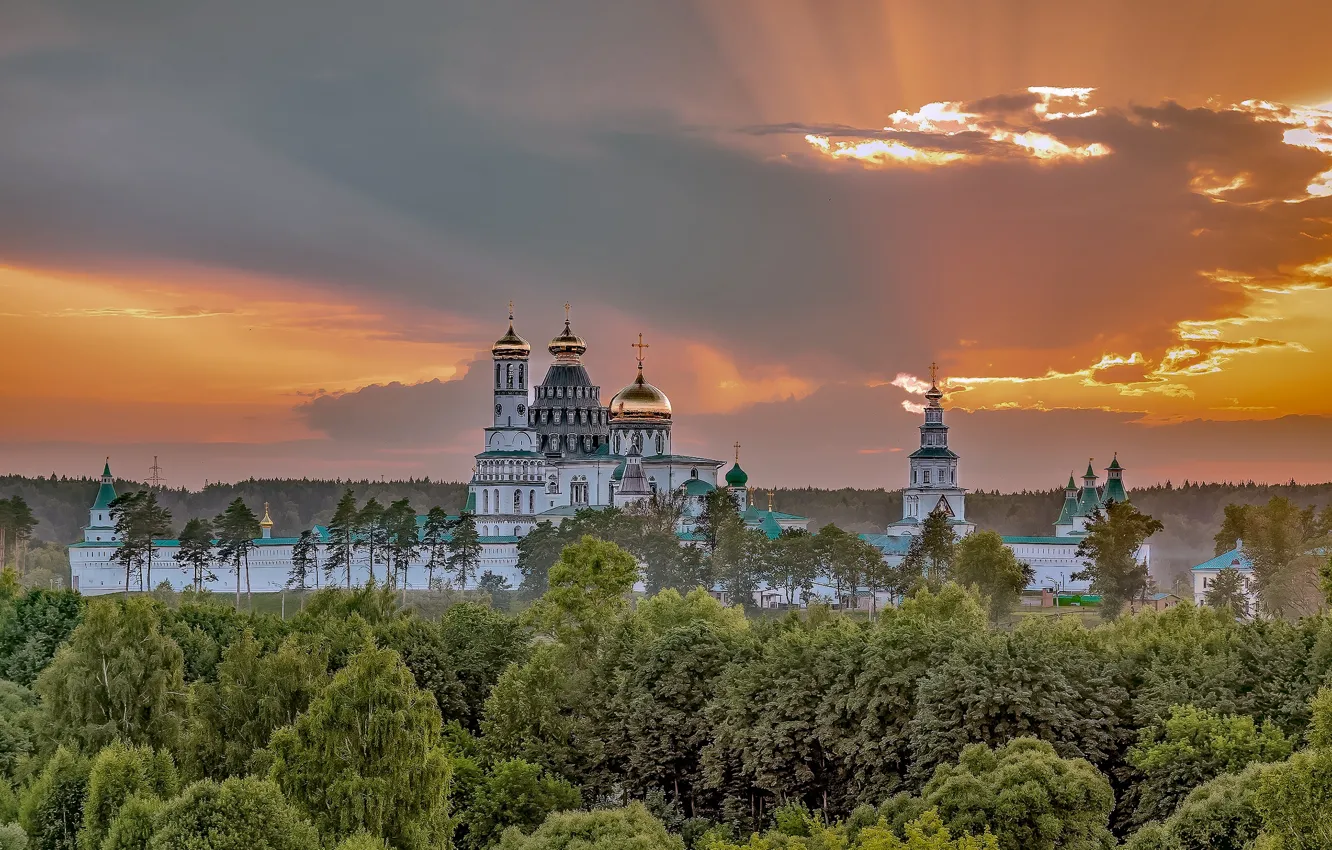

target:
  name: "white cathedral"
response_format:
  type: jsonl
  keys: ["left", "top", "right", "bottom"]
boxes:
{"left": 67, "top": 308, "right": 810, "bottom": 595}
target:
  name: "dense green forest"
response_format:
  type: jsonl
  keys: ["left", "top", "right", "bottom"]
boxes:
{"left": 6, "top": 473, "right": 1332, "bottom": 585}
{"left": 0, "top": 535, "right": 1331, "bottom": 849}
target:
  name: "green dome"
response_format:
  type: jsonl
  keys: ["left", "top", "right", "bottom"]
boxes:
{"left": 725, "top": 462, "right": 748, "bottom": 488}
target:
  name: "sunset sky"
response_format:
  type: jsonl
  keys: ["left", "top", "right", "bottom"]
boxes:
{"left": 3, "top": 0, "right": 1332, "bottom": 490}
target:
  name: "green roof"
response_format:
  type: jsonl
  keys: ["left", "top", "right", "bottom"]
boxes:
{"left": 682, "top": 479, "right": 715, "bottom": 496}
{"left": 1076, "top": 486, "right": 1101, "bottom": 516}
{"left": 102, "top": 459, "right": 112, "bottom": 477}
{"left": 1107, "top": 454, "right": 1122, "bottom": 471}
{"left": 464, "top": 491, "right": 477, "bottom": 513}
{"left": 909, "top": 447, "right": 959, "bottom": 459}
{"left": 1065, "top": 474, "right": 1077, "bottom": 491}
{"left": 725, "top": 462, "right": 748, "bottom": 487}
{"left": 1084, "top": 461, "right": 1096, "bottom": 478}
{"left": 1102, "top": 478, "right": 1128, "bottom": 504}
{"left": 1054, "top": 494, "right": 1078, "bottom": 527}
{"left": 612, "top": 461, "right": 626, "bottom": 481}
{"left": 91, "top": 480, "right": 118, "bottom": 512}
{"left": 1191, "top": 547, "right": 1253, "bottom": 572}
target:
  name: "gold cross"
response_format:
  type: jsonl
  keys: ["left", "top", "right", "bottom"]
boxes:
{"left": 564, "top": 302, "right": 571, "bottom": 322}
{"left": 508, "top": 299, "right": 514, "bottom": 320}
{"left": 767, "top": 490, "right": 775, "bottom": 512}
{"left": 734, "top": 441, "right": 741, "bottom": 463}
{"left": 929, "top": 361, "right": 939, "bottom": 384}
{"left": 631, "top": 333, "right": 649, "bottom": 364}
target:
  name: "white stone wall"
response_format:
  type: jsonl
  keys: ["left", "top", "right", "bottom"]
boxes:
{"left": 70, "top": 542, "right": 525, "bottom": 596}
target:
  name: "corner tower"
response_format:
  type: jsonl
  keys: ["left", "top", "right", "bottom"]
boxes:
{"left": 85, "top": 458, "right": 118, "bottom": 542}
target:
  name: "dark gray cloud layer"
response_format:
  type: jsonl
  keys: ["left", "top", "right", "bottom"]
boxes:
{"left": 4, "top": 0, "right": 1331, "bottom": 385}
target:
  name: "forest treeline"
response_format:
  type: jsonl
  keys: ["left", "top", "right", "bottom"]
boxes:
{"left": 1, "top": 538, "right": 1332, "bottom": 849}
{"left": 6, "top": 473, "right": 1332, "bottom": 582}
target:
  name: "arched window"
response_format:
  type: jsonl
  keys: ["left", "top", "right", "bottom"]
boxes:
{"left": 514, "top": 526, "right": 521, "bottom": 537}
{"left": 514, "top": 490, "right": 522, "bottom": 513}
{"left": 529, "top": 490, "right": 535, "bottom": 513}
{"left": 690, "top": 468, "right": 698, "bottom": 479}
{"left": 518, "top": 364, "right": 524, "bottom": 388}
{"left": 654, "top": 432, "right": 663, "bottom": 454}
{"left": 614, "top": 433, "right": 622, "bottom": 453}
{"left": 495, "top": 363, "right": 501, "bottom": 387}
{"left": 493, "top": 489, "right": 500, "bottom": 512}
{"left": 506, "top": 364, "right": 514, "bottom": 388}
{"left": 482, "top": 489, "right": 489, "bottom": 513}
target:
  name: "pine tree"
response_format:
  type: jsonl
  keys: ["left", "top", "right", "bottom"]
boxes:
{"left": 422, "top": 507, "right": 450, "bottom": 589}
{"left": 327, "top": 489, "right": 360, "bottom": 588}
{"left": 289, "top": 530, "right": 319, "bottom": 592}
{"left": 215, "top": 498, "right": 260, "bottom": 609}
{"left": 358, "top": 498, "right": 387, "bottom": 585}
{"left": 448, "top": 512, "right": 482, "bottom": 589}
{"left": 108, "top": 492, "right": 170, "bottom": 595}
{"left": 108, "top": 492, "right": 148, "bottom": 595}
{"left": 0, "top": 497, "right": 37, "bottom": 576}
{"left": 176, "top": 518, "right": 216, "bottom": 591}
{"left": 384, "top": 499, "right": 420, "bottom": 590}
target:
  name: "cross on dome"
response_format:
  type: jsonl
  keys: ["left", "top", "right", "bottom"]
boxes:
{"left": 631, "top": 333, "right": 650, "bottom": 366}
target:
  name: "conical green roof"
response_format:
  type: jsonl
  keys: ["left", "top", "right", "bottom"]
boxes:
{"left": 1107, "top": 454, "right": 1122, "bottom": 471}
{"left": 91, "top": 460, "right": 117, "bottom": 512}
{"left": 1084, "top": 460, "right": 1096, "bottom": 478}
{"left": 1065, "top": 474, "right": 1077, "bottom": 491}
{"left": 725, "top": 462, "right": 748, "bottom": 488}
{"left": 1056, "top": 493, "right": 1078, "bottom": 526}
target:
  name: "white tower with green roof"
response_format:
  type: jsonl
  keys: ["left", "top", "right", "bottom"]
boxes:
{"left": 84, "top": 459, "right": 119, "bottom": 543}
{"left": 887, "top": 365, "right": 973, "bottom": 537}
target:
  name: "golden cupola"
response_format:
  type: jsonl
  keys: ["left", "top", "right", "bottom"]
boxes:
{"left": 548, "top": 303, "right": 586, "bottom": 363}
{"left": 491, "top": 302, "right": 530, "bottom": 360}
{"left": 609, "top": 334, "right": 672, "bottom": 422}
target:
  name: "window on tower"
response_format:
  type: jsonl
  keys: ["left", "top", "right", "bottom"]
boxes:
{"left": 923, "top": 469, "right": 931, "bottom": 484}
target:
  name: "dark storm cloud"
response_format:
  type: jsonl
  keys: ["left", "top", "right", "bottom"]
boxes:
{"left": 296, "top": 359, "right": 493, "bottom": 445}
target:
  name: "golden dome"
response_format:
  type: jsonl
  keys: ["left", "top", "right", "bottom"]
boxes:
{"left": 609, "top": 365, "right": 672, "bottom": 421}
{"left": 548, "top": 316, "right": 586, "bottom": 363}
{"left": 491, "top": 304, "right": 530, "bottom": 360}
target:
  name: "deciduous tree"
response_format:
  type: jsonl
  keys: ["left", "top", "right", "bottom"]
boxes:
{"left": 268, "top": 645, "right": 452, "bottom": 849}
{"left": 494, "top": 802, "right": 683, "bottom": 850}
{"left": 147, "top": 777, "right": 318, "bottom": 850}
{"left": 36, "top": 598, "right": 186, "bottom": 753}
{"left": 1073, "top": 501, "right": 1163, "bottom": 619}
{"left": 951, "top": 531, "right": 1032, "bottom": 623}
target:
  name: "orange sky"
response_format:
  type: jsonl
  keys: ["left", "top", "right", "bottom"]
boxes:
{"left": 2, "top": 0, "right": 1332, "bottom": 488}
